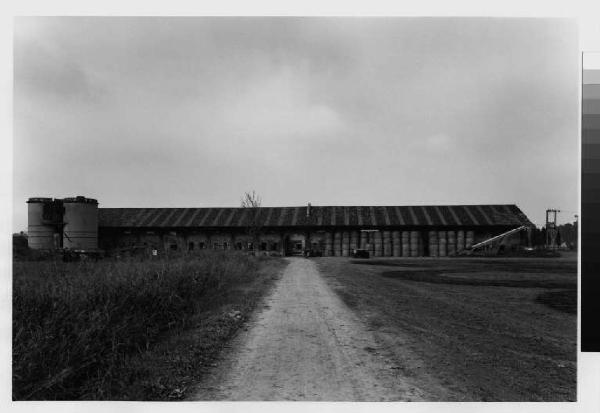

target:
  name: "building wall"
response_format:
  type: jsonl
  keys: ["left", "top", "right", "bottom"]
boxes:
{"left": 99, "top": 226, "right": 523, "bottom": 257}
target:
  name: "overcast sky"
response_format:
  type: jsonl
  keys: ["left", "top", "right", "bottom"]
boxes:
{"left": 13, "top": 17, "right": 578, "bottom": 230}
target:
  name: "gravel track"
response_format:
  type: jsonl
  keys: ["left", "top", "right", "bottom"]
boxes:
{"left": 192, "top": 257, "right": 425, "bottom": 401}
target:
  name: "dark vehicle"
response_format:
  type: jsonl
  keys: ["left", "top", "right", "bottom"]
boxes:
{"left": 351, "top": 249, "right": 370, "bottom": 258}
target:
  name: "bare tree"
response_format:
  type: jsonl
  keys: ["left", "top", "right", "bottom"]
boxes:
{"left": 240, "top": 190, "right": 263, "bottom": 255}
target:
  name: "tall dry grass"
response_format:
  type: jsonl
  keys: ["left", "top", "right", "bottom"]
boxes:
{"left": 13, "top": 251, "right": 262, "bottom": 400}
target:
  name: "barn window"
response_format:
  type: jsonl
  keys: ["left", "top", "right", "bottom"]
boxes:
{"left": 188, "top": 242, "right": 194, "bottom": 251}
{"left": 247, "top": 242, "right": 254, "bottom": 250}
{"left": 223, "top": 242, "right": 229, "bottom": 250}
{"left": 213, "top": 242, "right": 220, "bottom": 249}
{"left": 270, "top": 242, "right": 278, "bottom": 251}
{"left": 198, "top": 242, "right": 205, "bottom": 249}
{"left": 235, "top": 242, "right": 242, "bottom": 250}
{"left": 260, "top": 242, "right": 267, "bottom": 251}
{"left": 170, "top": 244, "right": 178, "bottom": 251}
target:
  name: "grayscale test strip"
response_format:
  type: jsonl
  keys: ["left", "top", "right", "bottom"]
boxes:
{"left": 582, "top": 52, "right": 600, "bottom": 352}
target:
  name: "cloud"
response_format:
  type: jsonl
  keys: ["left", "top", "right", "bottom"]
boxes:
{"left": 14, "top": 33, "right": 103, "bottom": 103}
{"left": 425, "top": 133, "right": 452, "bottom": 150}
{"left": 12, "top": 18, "right": 579, "bottom": 230}
{"left": 216, "top": 66, "right": 346, "bottom": 142}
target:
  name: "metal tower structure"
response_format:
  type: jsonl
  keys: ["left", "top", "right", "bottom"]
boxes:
{"left": 545, "top": 209, "right": 560, "bottom": 249}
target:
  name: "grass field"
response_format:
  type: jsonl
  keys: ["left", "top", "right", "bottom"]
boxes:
{"left": 315, "top": 254, "right": 577, "bottom": 401}
{"left": 13, "top": 251, "right": 284, "bottom": 400}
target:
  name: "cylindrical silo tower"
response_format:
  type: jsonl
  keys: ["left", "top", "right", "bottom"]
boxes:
{"left": 456, "top": 230, "right": 465, "bottom": 253}
{"left": 324, "top": 232, "right": 333, "bottom": 256}
{"left": 27, "top": 197, "right": 61, "bottom": 249}
{"left": 401, "top": 231, "right": 410, "bottom": 257}
{"left": 382, "top": 230, "right": 392, "bottom": 257}
{"left": 62, "top": 196, "right": 99, "bottom": 250}
{"left": 391, "top": 231, "right": 401, "bottom": 256}
{"left": 409, "top": 231, "right": 420, "bottom": 257}
{"left": 342, "top": 231, "right": 350, "bottom": 257}
{"left": 333, "top": 231, "right": 342, "bottom": 256}
{"left": 350, "top": 230, "right": 359, "bottom": 252}
{"left": 374, "top": 231, "right": 383, "bottom": 257}
{"left": 438, "top": 230, "right": 447, "bottom": 257}
{"left": 428, "top": 230, "right": 438, "bottom": 257}
{"left": 447, "top": 231, "right": 456, "bottom": 256}
{"left": 359, "top": 231, "right": 368, "bottom": 250}
{"left": 466, "top": 230, "right": 475, "bottom": 249}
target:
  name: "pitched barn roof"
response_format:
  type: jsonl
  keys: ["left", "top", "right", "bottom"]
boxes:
{"left": 98, "top": 204, "right": 532, "bottom": 228}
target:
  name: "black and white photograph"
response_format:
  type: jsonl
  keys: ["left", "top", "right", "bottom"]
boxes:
{"left": 10, "top": 14, "right": 581, "bottom": 404}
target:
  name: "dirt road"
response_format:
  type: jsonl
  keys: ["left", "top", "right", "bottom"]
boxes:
{"left": 192, "top": 257, "right": 426, "bottom": 401}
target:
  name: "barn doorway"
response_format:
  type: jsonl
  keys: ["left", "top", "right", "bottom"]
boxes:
{"left": 284, "top": 235, "right": 306, "bottom": 256}
{"left": 291, "top": 240, "right": 303, "bottom": 255}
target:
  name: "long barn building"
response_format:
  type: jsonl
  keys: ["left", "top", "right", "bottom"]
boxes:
{"left": 26, "top": 196, "right": 534, "bottom": 257}
{"left": 101, "top": 204, "right": 533, "bottom": 256}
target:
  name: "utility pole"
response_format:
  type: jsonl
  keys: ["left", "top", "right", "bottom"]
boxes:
{"left": 545, "top": 209, "right": 560, "bottom": 250}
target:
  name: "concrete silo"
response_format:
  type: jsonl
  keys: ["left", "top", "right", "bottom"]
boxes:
{"left": 27, "top": 197, "right": 63, "bottom": 249}
{"left": 62, "top": 196, "right": 99, "bottom": 250}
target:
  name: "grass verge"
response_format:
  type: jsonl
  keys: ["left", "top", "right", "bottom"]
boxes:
{"left": 13, "top": 251, "right": 285, "bottom": 400}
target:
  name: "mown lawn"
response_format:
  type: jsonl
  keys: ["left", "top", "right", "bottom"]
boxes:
{"left": 316, "top": 256, "right": 577, "bottom": 401}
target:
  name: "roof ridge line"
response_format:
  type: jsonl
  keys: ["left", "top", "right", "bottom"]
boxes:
{"left": 98, "top": 203, "right": 520, "bottom": 210}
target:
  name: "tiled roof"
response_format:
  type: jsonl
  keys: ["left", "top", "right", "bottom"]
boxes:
{"left": 98, "top": 204, "right": 532, "bottom": 228}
